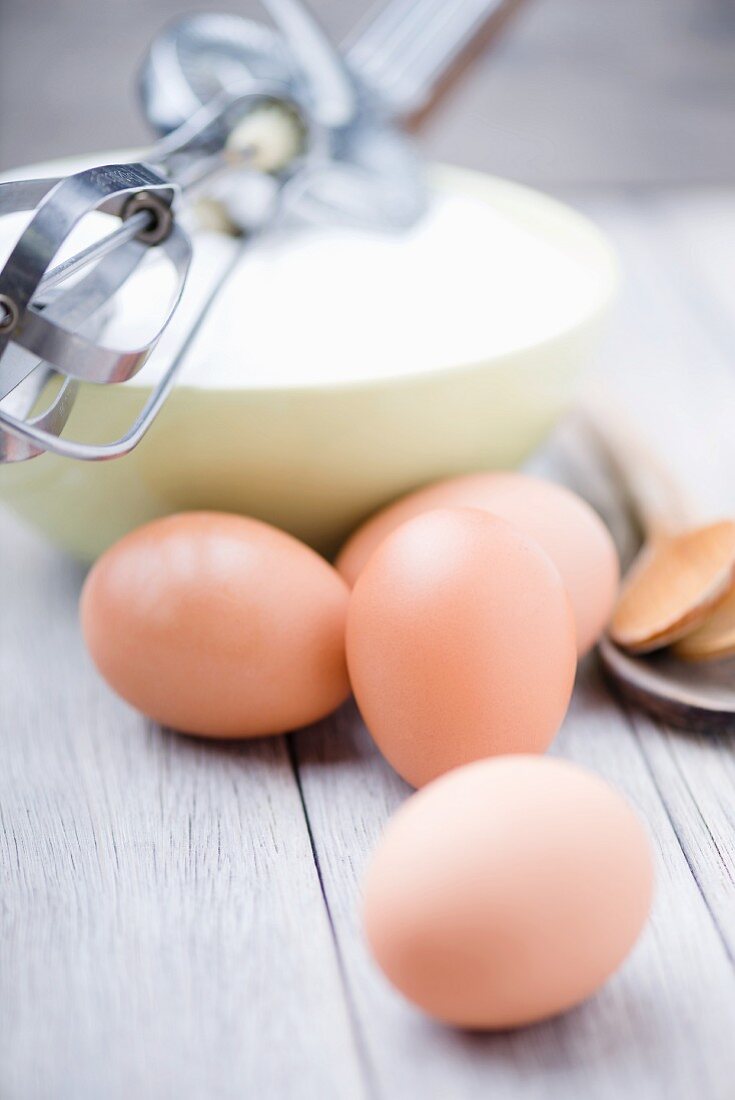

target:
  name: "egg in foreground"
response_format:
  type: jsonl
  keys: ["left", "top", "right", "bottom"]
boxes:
{"left": 363, "top": 755, "right": 654, "bottom": 1029}
{"left": 81, "top": 512, "right": 351, "bottom": 737}
{"left": 346, "top": 507, "right": 576, "bottom": 787}
{"left": 337, "top": 471, "right": 619, "bottom": 656}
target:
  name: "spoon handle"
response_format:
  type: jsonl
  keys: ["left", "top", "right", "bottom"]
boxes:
{"left": 577, "top": 389, "right": 699, "bottom": 538}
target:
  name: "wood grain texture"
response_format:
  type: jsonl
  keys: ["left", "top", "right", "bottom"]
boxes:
{"left": 1, "top": 186, "right": 735, "bottom": 1097}
{"left": 593, "top": 187, "right": 735, "bottom": 963}
{"left": 295, "top": 691, "right": 735, "bottom": 1100}
{"left": 553, "top": 189, "right": 735, "bottom": 965}
{"left": 0, "top": 513, "right": 366, "bottom": 1100}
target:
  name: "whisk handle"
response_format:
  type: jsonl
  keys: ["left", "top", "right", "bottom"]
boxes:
{"left": 345, "top": 0, "right": 522, "bottom": 124}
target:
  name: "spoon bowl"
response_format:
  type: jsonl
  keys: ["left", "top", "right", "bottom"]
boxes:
{"left": 599, "top": 634, "right": 735, "bottom": 732}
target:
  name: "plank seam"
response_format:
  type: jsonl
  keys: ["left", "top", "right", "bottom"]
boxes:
{"left": 663, "top": 733, "right": 733, "bottom": 874}
{"left": 285, "top": 733, "right": 377, "bottom": 1100}
{"left": 620, "top": 702, "right": 735, "bottom": 969}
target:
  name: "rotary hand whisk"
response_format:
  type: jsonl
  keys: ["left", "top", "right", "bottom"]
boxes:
{"left": 0, "top": 0, "right": 512, "bottom": 464}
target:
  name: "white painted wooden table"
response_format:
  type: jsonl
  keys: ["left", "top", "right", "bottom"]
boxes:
{"left": 1, "top": 189, "right": 735, "bottom": 1099}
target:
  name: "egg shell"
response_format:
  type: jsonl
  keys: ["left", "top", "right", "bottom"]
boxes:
{"left": 363, "top": 755, "right": 654, "bottom": 1029}
{"left": 336, "top": 471, "right": 619, "bottom": 656}
{"left": 80, "top": 512, "right": 351, "bottom": 737}
{"left": 346, "top": 507, "right": 576, "bottom": 787}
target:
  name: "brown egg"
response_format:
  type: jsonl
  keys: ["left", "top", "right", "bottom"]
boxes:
{"left": 363, "top": 755, "right": 654, "bottom": 1029}
{"left": 337, "top": 471, "right": 619, "bottom": 656}
{"left": 346, "top": 508, "right": 576, "bottom": 787}
{"left": 81, "top": 512, "right": 351, "bottom": 737}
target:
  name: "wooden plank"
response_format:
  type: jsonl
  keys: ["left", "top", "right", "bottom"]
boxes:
{"left": 645, "top": 188, "right": 735, "bottom": 349}
{"left": 0, "top": 511, "right": 366, "bottom": 1100}
{"left": 570, "top": 189, "right": 735, "bottom": 518}
{"left": 549, "top": 423, "right": 735, "bottom": 962}
{"left": 568, "top": 189, "right": 735, "bottom": 957}
{"left": 634, "top": 188, "right": 735, "bottom": 956}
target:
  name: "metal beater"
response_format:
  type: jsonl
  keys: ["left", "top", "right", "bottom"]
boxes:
{"left": 0, "top": 0, "right": 515, "bottom": 464}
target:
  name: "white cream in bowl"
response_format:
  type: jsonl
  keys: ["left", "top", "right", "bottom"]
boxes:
{"left": 120, "top": 187, "right": 601, "bottom": 390}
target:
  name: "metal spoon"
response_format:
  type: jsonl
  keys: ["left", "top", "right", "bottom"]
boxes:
{"left": 559, "top": 409, "right": 735, "bottom": 727}
{"left": 598, "top": 635, "right": 735, "bottom": 731}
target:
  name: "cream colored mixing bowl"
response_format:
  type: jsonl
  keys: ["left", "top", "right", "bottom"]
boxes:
{"left": 0, "top": 159, "right": 617, "bottom": 561}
